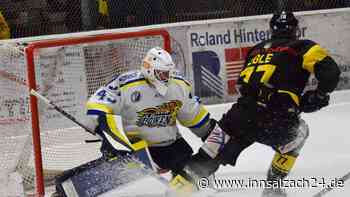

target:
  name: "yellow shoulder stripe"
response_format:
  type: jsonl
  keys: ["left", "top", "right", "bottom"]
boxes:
{"left": 303, "top": 44, "right": 328, "bottom": 73}
{"left": 86, "top": 102, "right": 113, "bottom": 114}
{"left": 173, "top": 79, "right": 192, "bottom": 92}
{"left": 277, "top": 90, "right": 300, "bottom": 106}
{"left": 120, "top": 80, "right": 148, "bottom": 91}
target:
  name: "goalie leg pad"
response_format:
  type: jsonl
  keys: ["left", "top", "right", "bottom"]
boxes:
{"left": 131, "top": 140, "right": 157, "bottom": 171}
{"left": 55, "top": 155, "right": 160, "bottom": 197}
{"left": 100, "top": 137, "right": 157, "bottom": 171}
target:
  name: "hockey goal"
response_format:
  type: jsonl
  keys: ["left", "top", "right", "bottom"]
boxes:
{"left": 0, "top": 29, "right": 171, "bottom": 196}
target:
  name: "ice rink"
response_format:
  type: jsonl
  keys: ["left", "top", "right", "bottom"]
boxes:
{"left": 178, "top": 90, "right": 350, "bottom": 197}
{"left": 43, "top": 90, "right": 350, "bottom": 197}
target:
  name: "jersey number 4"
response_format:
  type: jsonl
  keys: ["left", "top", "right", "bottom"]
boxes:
{"left": 97, "top": 89, "right": 117, "bottom": 103}
{"left": 240, "top": 64, "right": 276, "bottom": 84}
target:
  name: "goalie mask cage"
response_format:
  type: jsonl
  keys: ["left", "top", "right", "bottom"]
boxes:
{"left": 0, "top": 29, "right": 171, "bottom": 196}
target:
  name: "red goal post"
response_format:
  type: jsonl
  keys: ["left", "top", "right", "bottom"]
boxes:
{"left": 3, "top": 28, "right": 171, "bottom": 196}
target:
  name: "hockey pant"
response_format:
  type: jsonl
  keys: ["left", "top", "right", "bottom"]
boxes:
{"left": 148, "top": 137, "right": 194, "bottom": 175}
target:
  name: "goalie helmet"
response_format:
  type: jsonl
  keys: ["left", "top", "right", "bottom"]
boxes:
{"left": 141, "top": 47, "right": 175, "bottom": 96}
{"left": 270, "top": 11, "right": 299, "bottom": 39}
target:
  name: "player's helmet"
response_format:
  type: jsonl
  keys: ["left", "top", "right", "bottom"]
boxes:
{"left": 141, "top": 47, "right": 175, "bottom": 96}
{"left": 270, "top": 11, "right": 299, "bottom": 39}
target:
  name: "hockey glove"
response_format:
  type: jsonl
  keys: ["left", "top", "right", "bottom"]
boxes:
{"left": 182, "top": 149, "right": 221, "bottom": 181}
{"left": 300, "top": 90, "right": 330, "bottom": 113}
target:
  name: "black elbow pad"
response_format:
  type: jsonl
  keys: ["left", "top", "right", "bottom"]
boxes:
{"left": 314, "top": 56, "right": 341, "bottom": 93}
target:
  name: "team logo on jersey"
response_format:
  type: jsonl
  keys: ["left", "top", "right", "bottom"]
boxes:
{"left": 136, "top": 100, "right": 182, "bottom": 127}
{"left": 131, "top": 91, "right": 141, "bottom": 102}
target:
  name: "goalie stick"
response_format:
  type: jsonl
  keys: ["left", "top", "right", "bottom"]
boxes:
{"left": 30, "top": 89, "right": 134, "bottom": 152}
{"left": 312, "top": 171, "right": 350, "bottom": 197}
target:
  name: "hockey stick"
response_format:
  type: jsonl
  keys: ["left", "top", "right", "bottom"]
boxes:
{"left": 30, "top": 89, "right": 135, "bottom": 152}
{"left": 0, "top": 69, "right": 27, "bottom": 86}
{"left": 85, "top": 139, "right": 102, "bottom": 143}
{"left": 312, "top": 171, "right": 350, "bottom": 197}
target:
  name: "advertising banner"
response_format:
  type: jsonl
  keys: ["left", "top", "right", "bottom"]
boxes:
{"left": 166, "top": 9, "right": 350, "bottom": 104}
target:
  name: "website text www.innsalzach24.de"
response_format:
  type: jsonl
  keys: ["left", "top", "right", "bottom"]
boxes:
{"left": 197, "top": 177, "right": 345, "bottom": 190}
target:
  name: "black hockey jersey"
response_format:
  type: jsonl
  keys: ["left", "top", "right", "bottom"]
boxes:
{"left": 237, "top": 38, "right": 340, "bottom": 110}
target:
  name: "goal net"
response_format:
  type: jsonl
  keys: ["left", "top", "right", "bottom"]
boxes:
{"left": 0, "top": 29, "right": 171, "bottom": 196}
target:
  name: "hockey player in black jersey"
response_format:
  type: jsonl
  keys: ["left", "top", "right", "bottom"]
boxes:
{"left": 181, "top": 11, "right": 341, "bottom": 197}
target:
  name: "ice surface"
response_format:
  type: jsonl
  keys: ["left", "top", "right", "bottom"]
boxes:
{"left": 99, "top": 176, "right": 171, "bottom": 197}
{"left": 180, "top": 90, "right": 350, "bottom": 197}
{"left": 41, "top": 90, "right": 350, "bottom": 197}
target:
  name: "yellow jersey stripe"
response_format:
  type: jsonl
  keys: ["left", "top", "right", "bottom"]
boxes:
{"left": 303, "top": 44, "right": 328, "bottom": 73}
{"left": 86, "top": 102, "right": 113, "bottom": 114}
{"left": 120, "top": 80, "right": 148, "bottom": 91}
{"left": 180, "top": 106, "right": 209, "bottom": 127}
{"left": 277, "top": 90, "right": 300, "bottom": 106}
{"left": 132, "top": 140, "right": 148, "bottom": 151}
{"left": 126, "top": 131, "right": 140, "bottom": 136}
{"left": 106, "top": 114, "right": 134, "bottom": 150}
{"left": 172, "top": 79, "right": 192, "bottom": 92}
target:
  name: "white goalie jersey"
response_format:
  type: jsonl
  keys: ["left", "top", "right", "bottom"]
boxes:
{"left": 86, "top": 70, "right": 210, "bottom": 147}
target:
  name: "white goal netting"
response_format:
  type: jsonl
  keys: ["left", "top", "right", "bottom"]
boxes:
{"left": 0, "top": 29, "right": 172, "bottom": 195}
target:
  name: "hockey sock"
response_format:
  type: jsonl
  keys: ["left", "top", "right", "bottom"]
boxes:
{"left": 269, "top": 152, "right": 297, "bottom": 180}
